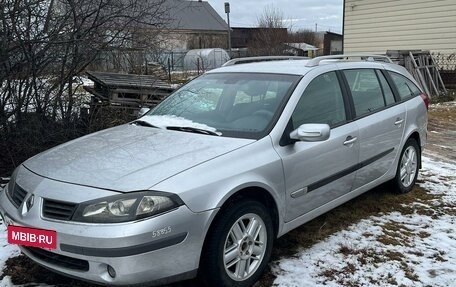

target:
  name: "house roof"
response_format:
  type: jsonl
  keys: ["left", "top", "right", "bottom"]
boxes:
{"left": 51, "top": 0, "right": 228, "bottom": 33}
{"left": 164, "top": 0, "right": 228, "bottom": 32}
{"left": 285, "top": 43, "right": 319, "bottom": 51}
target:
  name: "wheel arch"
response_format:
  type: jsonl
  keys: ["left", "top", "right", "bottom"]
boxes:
{"left": 405, "top": 131, "right": 422, "bottom": 168}
{"left": 198, "top": 186, "right": 280, "bottom": 267}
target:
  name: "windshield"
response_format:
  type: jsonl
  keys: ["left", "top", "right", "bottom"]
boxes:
{"left": 144, "top": 73, "right": 300, "bottom": 139}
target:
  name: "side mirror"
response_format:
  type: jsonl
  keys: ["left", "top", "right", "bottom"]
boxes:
{"left": 137, "top": 107, "right": 150, "bottom": 118}
{"left": 290, "top": 123, "right": 330, "bottom": 142}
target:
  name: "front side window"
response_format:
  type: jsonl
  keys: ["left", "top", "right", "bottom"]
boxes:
{"left": 291, "top": 71, "right": 346, "bottom": 128}
{"left": 389, "top": 72, "right": 421, "bottom": 100}
{"left": 344, "top": 69, "right": 386, "bottom": 117}
{"left": 147, "top": 73, "right": 300, "bottom": 139}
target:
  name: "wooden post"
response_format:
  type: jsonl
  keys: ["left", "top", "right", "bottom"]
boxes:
{"left": 409, "top": 52, "right": 431, "bottom": 97}
{"left": 419, "top": 55, "right": 439, "bottom": 96}
{"left": 167, "top": 58, "right": 171, "bottom": 82}
{"left": 430, "top": 54, "right": 448, "bottom": 95}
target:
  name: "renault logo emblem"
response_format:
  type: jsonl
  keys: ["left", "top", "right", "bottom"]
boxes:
{"left": 26, "top": 194, "right": 34, "bottom": 210}
{"left": 21, "top": 194, "right": 35, "bottom": 216}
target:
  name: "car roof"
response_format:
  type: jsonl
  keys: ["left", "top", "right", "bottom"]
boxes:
{"left": 207, "top": 59, "right": 403, "bottom": 76}
{"left": 207, "top": 60, "right": 314, "bottom": 76}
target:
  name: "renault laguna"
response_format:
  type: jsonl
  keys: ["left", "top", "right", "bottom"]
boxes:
{"left": 0, "top": 55, "right": 428, "bottom": 287}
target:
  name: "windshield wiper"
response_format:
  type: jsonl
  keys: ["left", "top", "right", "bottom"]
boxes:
{"left": 131, "top": 120, "right": 158, "bottom": 128}
{"left": 166, "top": 126, "right": 221, "bottom": 136}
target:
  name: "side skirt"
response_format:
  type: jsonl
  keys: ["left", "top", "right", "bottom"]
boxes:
{"left": 278, "top": 172, "right": 396, "bottom": 237}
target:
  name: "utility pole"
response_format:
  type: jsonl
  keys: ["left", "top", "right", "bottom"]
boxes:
{"left": 225, "top": 2, "right": 231, "bottom": 52}
{"left": 315, "top": 23, "right": 318, "bottom": 32}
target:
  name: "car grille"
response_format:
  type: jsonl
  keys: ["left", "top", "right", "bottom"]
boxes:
{"left": 8, "top": 184, "right": 27, "bottom": 208}
{"left": 42, "top": 199, "right": 77, "bottom": 221}
{"left": 23, "top": 246, "right": 89, "bottom": 271}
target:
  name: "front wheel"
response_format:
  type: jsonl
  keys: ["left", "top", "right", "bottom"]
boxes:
{"left": 393, "top": 138, "right": 420, "bottom": 193}
{"left": 199, "top": 200, "right": 274, "bottom": 287}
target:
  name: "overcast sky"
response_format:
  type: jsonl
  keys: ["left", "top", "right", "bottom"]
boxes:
{"left": 209, "top": 0, "right": 344, "bottom": 34}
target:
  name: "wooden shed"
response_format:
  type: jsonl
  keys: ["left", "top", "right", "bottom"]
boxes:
{"left": 84, "top": 71, "right": 175, "bottom": 108}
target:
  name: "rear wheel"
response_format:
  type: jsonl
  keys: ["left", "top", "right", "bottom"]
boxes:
{"left": 199, "top": 200, "right": 274, "bottom": 287}
{"left": 393, "top": 138, "right": 420, "bottom": 193}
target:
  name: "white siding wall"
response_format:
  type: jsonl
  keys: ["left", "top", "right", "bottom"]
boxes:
{"left": 344, "top": 0, "right": 456, "bottom": 54}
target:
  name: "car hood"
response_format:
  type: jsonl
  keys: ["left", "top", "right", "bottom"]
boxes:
{"left": 23, "top": 124, "right": 254, "bottom": 192}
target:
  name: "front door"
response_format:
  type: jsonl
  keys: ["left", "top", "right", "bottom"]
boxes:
{"left": 275, "top": 71, "right": 360, "bottom": 222}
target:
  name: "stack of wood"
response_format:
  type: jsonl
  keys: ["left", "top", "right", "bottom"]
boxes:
{"left": 84, "top": 71, "right": 175, "bottom": 111}
{"left": 387, "top": 50, "right": 447, "bottom": 97}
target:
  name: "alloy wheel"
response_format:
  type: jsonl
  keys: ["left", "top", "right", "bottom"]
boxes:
{"left": 400, "top": 145, "right": 418, "bottom": 188}
{"left": 223, "top": 213, "right": 267, "bottom": 281}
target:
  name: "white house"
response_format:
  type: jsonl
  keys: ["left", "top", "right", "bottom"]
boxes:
{"left": 343, "top": 0, "right": 456, "bottom": 55}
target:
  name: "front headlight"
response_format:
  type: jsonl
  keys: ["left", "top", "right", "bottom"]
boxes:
{"left": 72, "top": 191, "right": 184, "bottom": 223}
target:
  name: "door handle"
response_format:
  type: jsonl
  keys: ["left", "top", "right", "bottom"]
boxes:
{"left": 395, "top": 118, "right": 404, "bottom": 125}
{"left": 343, "top": 136, "right": 357, "bottom": 146}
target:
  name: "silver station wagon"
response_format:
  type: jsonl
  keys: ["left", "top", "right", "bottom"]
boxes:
{"left": 0, "top": 55, "right": 428, "bottom": 287}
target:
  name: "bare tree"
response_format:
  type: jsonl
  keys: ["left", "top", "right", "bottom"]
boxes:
{"left": 290, "top": 29, "right": 321, "bottom": 47}
{"left": 0, "top": 0, "right": 171, "bottom": 175}
{"left": 0, "top": 0, "right": 171, "bottom": 123}
{"left": 257, "top": 4, "right": 285, "bottom": 29}
{"left": 249, "top": 5, "right": 289, "bottom": 56}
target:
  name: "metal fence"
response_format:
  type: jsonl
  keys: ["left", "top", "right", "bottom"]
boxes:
{"left": 433, "top": 53, "right": 456, "bottom": 90}
{"left": 432, "top": 53, "right": 456, "bottom": 71}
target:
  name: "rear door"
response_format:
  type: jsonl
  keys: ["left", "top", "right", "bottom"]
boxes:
{"left": 341, "top": 68, "right": 406, "bottom": 190}
{"left": 275, "top": 71, "right": 360, "bottom": 222}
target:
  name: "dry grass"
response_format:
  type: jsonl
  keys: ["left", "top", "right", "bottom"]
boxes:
{"left": 426, "top": 95, "right": 456, "bottom": 162}
{"left": 276, "top": 185, "right": 435, "bottom": 248}
{"left": 255, "top": 184, "right": 441, "bottom": 286}
{"left": 429, "top": 89, "right": 456, "bottom": 104}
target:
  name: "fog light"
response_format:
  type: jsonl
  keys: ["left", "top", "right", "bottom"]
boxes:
{"left": 107, "top": 265, "right": 116, "bottom": 278}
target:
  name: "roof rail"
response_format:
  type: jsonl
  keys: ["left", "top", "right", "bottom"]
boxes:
{"left": 223, "top": 56, "right": 309, "bottom": 67}
{"left": 305, "top": 54, "right": 393, "bottom": 67}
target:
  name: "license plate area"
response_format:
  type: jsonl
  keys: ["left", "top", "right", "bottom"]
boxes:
{"left": 8, "top": 225, "right": 57, "bottom": 249}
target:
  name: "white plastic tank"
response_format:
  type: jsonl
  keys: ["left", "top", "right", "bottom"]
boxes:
{"left": 183, "top": 48, "right": 230, "bottom": 71}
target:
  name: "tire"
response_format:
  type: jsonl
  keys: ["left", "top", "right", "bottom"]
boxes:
{"left": 199, "top": 200, "right": 274, "bottom": 287}
{"left": 393, "top": 138, "right": 420, "bottom": 194}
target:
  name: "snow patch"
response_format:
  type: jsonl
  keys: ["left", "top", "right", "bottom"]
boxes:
{"left": 140, "top": 115, "right": 220, "bottom": 134}
{"left": 0, "top": 220, "right": 20, "bottom": 277}
{"left": 0, "top": 276, "right": 13, "bottom": 287}
{"left": 273, "top": 156, "right": 456, "bottom": 287}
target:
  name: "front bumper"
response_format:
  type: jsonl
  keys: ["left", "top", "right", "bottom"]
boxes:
{"left": 0, "top": 168, "right": 216, "bottom": 286}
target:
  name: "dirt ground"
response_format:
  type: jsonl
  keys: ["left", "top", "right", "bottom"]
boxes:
{"left": 425, "top": 100, "right": 456, "bottom": 163}
{"left": 1, "top": 99, "right": 455, "bottom": 287}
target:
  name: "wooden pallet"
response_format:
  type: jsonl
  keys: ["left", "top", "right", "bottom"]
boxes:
{"left": 84, "top": 71, "right": 175, "bottom": 109}
{"left": 387, "top": 50, "right": 447, "bottom": 97}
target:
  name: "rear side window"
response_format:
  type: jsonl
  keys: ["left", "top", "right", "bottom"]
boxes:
{"left": 376, "top": 71, "right": 396, "bottom": 105}
{"left": 343, "top": 69, "right": 385, "bottom": 117}
{"left": 291, "top": 71, "right": 346, "bottom": 128}
{"left": 388, "top": 72, "right": 421, "bottom": 100}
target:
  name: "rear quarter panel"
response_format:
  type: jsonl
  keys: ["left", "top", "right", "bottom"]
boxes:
{"left": 382, "top": 63, "right": 428, "bottom": 149}
{"left": 403, "top": 96, "right": 428, "bottom": 149}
